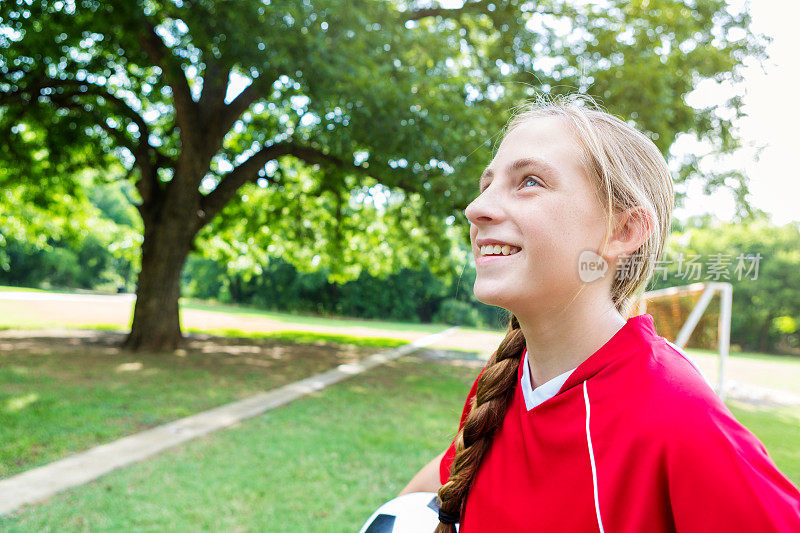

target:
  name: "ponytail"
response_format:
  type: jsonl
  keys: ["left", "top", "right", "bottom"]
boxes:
{"left": 435, "top": 313, "right": 526, "bottom": 532}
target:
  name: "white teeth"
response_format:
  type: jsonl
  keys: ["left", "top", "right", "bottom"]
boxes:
{"left": 480, "top": 244, "right": 521, "bottom": 256}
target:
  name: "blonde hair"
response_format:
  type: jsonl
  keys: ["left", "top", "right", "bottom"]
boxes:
{"left": 435, "top": 93, "right": 674, "bottom": 532}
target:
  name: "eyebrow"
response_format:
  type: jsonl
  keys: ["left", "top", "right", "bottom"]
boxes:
{"left": 479, "top": 157, "right": 559, "bottom": 192}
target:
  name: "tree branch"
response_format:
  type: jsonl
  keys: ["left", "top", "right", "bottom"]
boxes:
{"left": 136, "top": 16, "right": 200, "bottom": 151}
{"left": 198, "top": 59, "right": 229, "bottom": 124}
{"left": 213, "top": 76, "right": 273, "bottom": 143}
{"left": 3, "top": 78, "right": 152, "bottom": 141}
{"left": 198, "top": 143, "right": 290, "bottom": 225}
{"left": 48, "top": 93, "right": 135, "bottom": 152}
{"left": 199, "top": 142, "right": 365, "bottom": 226}
{"left": 22, "top": 89, "right": 163, "bottom": 207}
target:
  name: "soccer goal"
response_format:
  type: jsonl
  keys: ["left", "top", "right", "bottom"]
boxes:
{"left": 635, "top": 282, "right": 733, "bottom": 400}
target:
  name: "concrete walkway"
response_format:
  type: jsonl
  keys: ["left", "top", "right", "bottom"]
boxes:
{"left": 723, "top": 380, "right": 800, "bottom": 407}
{"left": 0, "top": 327, "right": 458, "bottom": 516}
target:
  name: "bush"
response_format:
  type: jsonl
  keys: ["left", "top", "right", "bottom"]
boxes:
{"left": 432, "top": 298, "right": 483, "bottom": 327}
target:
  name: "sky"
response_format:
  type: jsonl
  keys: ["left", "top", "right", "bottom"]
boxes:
{"left": 674, "top": 0, "right": 800, "bottom": 225}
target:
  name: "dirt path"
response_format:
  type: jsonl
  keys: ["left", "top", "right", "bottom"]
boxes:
{"left": 0, "top": 292, "right": 502, "bottom": 351}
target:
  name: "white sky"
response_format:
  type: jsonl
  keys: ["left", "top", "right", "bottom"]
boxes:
{"left": 675, "top": 0, "right": 800, "bottom": 225}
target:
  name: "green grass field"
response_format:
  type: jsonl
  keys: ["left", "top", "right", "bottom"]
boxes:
{"left": 0, "top": 331, "right": 405, "bottom": 479}
{"left": 726, "top": 401, "right": 800, "bottom": 484}
{"left": 0, "top": 286, "right": 48, "bottom": 293}
{"left": 0, "top": 358, "right": 478, "bottom": 531}
{"left": 182, "top": 299, "right": 450, "bottom": 333}
{"left": 2, "top": 356, "right": 799, "bottom": 531}
{"left": 1, "top": 286, "right": 799, "bottom": 530}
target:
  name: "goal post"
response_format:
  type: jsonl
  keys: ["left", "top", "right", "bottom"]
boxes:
{"left": 635, "top": 282, "right": 733, "bottom": 400}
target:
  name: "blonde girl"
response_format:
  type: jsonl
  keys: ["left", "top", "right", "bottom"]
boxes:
{"left": 399, "top": 94, "right": 800, "bottom": 532}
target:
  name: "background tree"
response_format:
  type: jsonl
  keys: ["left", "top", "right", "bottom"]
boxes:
{"left": 655, "top": 216, "right": 800, "bottom": 354}
{"left": 0, "top": 0, "right": 764, "bottom": 350}
{"left": 0, "top": 168, "right": 141, "bottom": 291}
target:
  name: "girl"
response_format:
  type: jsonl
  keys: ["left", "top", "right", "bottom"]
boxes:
{"left": 399, "top": 94, "right": 800, "bottom": 532}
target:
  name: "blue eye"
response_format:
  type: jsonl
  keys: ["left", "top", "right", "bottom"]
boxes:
{"left": 522, "top": 176, "right": 541, "bottom": 188}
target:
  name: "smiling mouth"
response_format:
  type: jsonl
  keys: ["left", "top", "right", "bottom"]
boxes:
{"left": 479, "top": 244, "right": 521, "bottom": 256}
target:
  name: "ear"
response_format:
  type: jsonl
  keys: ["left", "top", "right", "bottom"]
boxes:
{"left": 602, "top": 206, "right": 655, "bottom": 262}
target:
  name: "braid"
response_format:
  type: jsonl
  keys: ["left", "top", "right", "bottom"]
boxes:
{"left": 435, "top": 314, "right": 526, "bottom": 532}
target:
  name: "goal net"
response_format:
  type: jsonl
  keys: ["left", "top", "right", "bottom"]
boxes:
{"left": 634, "top": 282, "right": 733, "bottom": 400}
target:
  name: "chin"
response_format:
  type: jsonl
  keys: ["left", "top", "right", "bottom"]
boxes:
{"left": 473, "top": 283, "right": 517, "bottom": 309}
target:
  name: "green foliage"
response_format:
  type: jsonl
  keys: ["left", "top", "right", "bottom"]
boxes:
{"left": 0, "top": 173, "right": 141, "bottom": 291}
{"left": 192, "top": 159, "right": 468, "bottom": 287}
{"left": 433, "top": 298, "right": 483, "bottom": 327}
{"left": 653, "top": 216, "right": 800, "bottom": 353}
{"left": 0, "top": 0, "right": 768, "bottom": 301}
{"left": 182, "top": 254, "right": 490, "bottom": 325}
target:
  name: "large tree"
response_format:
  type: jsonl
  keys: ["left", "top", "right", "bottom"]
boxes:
{"left": 0, "top": 0, "right": 764, "bottom": 350}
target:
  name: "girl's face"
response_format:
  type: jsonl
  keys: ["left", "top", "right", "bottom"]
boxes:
{"left": 465, "top": 116, "right": 611, "bottom": 313}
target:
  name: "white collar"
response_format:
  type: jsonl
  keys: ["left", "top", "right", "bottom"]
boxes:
{"left": 520, "top": 348, "right": 576, "bottom": 411}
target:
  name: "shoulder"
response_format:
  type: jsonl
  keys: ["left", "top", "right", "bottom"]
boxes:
{"left": 640, "top": 345, "right": 800, "bottom": 528}
{"left": 631, "top": 338, "right": 774, "bottom": 457}
{"left": 618, "top": 338, "right": 749, "bottom": 445}
{"left": 633, "top": 337, "right": 721, "bottom": 413}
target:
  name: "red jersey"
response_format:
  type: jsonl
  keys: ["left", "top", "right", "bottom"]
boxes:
{"left": 439, "top": 314, "right": 800, "bottom": 532}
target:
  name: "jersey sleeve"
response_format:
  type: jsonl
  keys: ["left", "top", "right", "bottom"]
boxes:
{"left": 439, "top": 364, "right": 486, "bottom": 486}
{"left": 665, "top": 398, "right": 800, "bottom": 531}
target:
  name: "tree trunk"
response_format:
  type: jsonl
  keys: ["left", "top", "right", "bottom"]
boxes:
{"left": 123, "top": 218, "right": 194, "bottom": 352}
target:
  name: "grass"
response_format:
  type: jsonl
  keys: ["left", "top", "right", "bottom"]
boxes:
{"left": 686, "top": 347, "right": 800, "bottom": 366}
{"left": 0, "top": 357, "right": 479, "bottom": 532}
{"left": 1, "top": 357, "right": 799, "bottom": 532}
{"left": 181, "top": 299, "right": 449, "bottom": 333}
{"left": 0, "top": 333, "right": 405, "bottom": 479}
{"left": 0, "top": 286, "right": 48, "bottom": 293}
{"left": 1, "top": 285, "right": 798, "bottom": 529}
{"left": 726, "top": 400, "right": 800, "bottom": 484}
{"left": 0, "top": 287, "right": 451, "bottom": 336}
{"left": 683, "top": 347, "right": 800, "bottom": 394}
{"left": 185, "top": 328, "right": 410, "bottom": 349}
{"left": 0, "top": 302, "right": 136, "bottom": 331}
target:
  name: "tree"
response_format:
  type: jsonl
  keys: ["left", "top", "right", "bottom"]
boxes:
{"left": 0, "top": 167, "right": 141, "bottom": 291}
{"left": 0, "top": 0, "right": 765, "bottom": 350}
{"left": 658, "top": 216, "right": 800, "bottom": 354}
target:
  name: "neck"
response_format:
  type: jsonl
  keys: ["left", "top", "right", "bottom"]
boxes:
{"left": 515, "top": 292, "right": 627, "bottom": 389}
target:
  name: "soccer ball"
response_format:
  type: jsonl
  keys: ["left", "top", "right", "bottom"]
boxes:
{"left": 358, "top": 491, "right": 459, "bottom": 532}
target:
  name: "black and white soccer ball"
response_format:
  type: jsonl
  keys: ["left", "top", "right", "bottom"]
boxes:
{"left": 359, "top": 492, "right": 459, "bottom": 533}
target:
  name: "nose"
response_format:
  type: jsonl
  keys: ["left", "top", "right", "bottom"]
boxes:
{"left": 465, "top": 187, "right": 505, "bottom": 226}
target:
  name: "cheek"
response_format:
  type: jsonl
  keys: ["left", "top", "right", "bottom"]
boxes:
{"left": 567, "top": 201, "right": 607, "bottom": 244}
{"left": 530, "top": 212, "right": 600, "bottom": 265}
